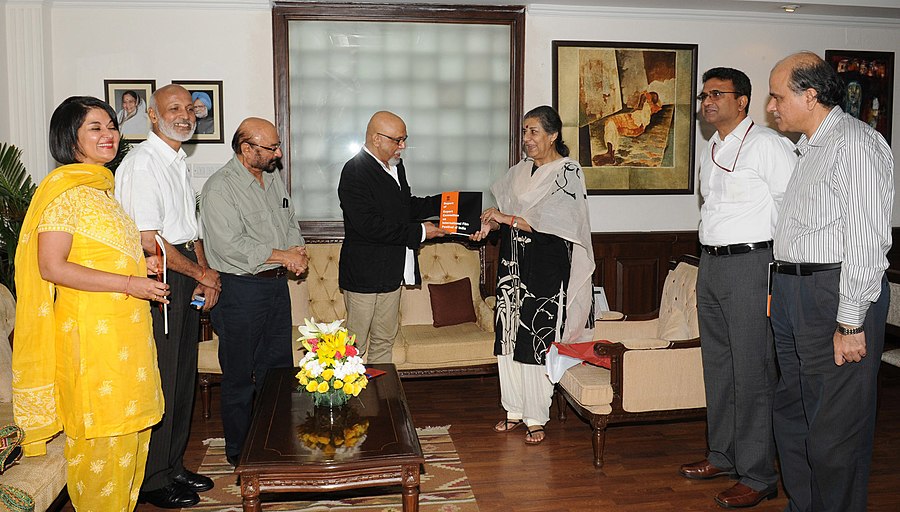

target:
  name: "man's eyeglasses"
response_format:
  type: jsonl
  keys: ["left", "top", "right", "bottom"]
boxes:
{"left": 696, "top": 90, "right": 739, "bottom": 102}
{"left": 377, "top": 133, "right": 408, "bottom": 145}
{"left": 246, "top": 141, "right": 282, "bottom": 152}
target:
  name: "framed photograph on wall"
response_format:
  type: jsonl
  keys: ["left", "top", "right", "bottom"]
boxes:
{"left": 825, "top": 50, "right": 893, "bottom": 145}
{"left": 172, "top": 80, "right": 224, "bottom": 143}
{"left": 553, "top": 41, "right": 698, "bottom": 194}
{"left": 104, "top": 79, "right": 155, "bottom": 142}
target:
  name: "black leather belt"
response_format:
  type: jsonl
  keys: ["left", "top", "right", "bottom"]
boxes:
{"left": 245, "top": 266, "right": 287, "bottom": 278}
{"left": 702, "top": 240, "right": 773, "bottom": 256}
{"left": 773, "top": 261, "right": 842, "bottom": 276}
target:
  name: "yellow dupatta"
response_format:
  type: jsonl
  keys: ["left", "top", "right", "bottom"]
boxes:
{"left": 11, "top": 164, "right": 114, "bottom": 456}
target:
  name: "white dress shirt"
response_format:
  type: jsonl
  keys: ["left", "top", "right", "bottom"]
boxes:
{"left": 362, "top": 146, "right": 425, "bottom": 286}
{"left": 115, "top": 131, "right": 199, "bottom": 245}
{"left": 774, "top": 107, "right": 894, "bottom": 326}
{"left": 699, "top": 116, "right": 797, "bottom": 246}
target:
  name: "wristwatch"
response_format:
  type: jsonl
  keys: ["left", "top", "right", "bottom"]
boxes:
{"left": 837, "top": 324, "right": 864, "bottom": 335}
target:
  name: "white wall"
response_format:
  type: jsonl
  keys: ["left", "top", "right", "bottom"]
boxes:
{"left": 526, "top": 5, "right": 900, "bottom": 231}
{"left": 49, "top": 3, "right": 274, "bottom": 169}
{"left": 8, "top": 1, "right": 900, "bottom": 230}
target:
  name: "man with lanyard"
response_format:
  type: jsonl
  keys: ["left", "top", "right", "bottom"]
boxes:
{"left": 767, "top": 51, "right": 893, "bottom": 512}
{"left": 681, "top": 67, "right": 796, "bottom": 509}
{"left": 116, "top": 84, "right": 221, "bottom": 509}
{"left": 200, "top": 117, "right": 308, "bottom": 467}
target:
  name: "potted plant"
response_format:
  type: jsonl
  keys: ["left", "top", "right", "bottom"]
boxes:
{"left": 0, "top": 143, "right": 36, "bottom": 297}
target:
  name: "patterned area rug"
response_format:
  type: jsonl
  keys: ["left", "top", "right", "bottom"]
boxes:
{"left": 190, "top": 426, "right": 479, "bottom": 511}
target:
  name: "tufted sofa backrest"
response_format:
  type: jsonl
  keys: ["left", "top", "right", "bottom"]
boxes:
{"left": 287, "top": 241, "right": 487, "bottom": 327}
{"left": 288, "top": 243, "right": 344, "bottom": 324}
{"left": 655, "top": 262, "right": 699, "bottom": 341}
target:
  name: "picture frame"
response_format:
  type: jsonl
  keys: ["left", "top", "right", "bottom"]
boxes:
{"left": 553, "top": 41, "right": 698, "bottom": 194}
{"left": 825, "top": 49, "right": 893, "bottom": 145}
{"left": 172, "top": 80, "right": 224, "bottom": 143}
{"left": 104, "top": 79, "right": 156, "bottom": 142}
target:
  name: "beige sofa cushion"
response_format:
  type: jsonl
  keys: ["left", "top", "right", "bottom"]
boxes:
{"left": 558, "top": 362, "right": 613, "bottom": 415}
{"left": 0, "top": 404, "right": 67, "bottom": 510}
{"left": 656, "top": 262, "right": 699, "bottom": 341}
{"left": 398, "top": 323, "right": 495, "bottom": 369}
{"left": 0, "top": 284, "right": 15, "bottom": 403}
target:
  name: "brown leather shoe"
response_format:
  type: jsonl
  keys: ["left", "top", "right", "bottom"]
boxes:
{"left": 714, "top": 482, "right": 777, "bottom": 508}
{"left": 679, "top": 459, "right": 733, "bottom": 480}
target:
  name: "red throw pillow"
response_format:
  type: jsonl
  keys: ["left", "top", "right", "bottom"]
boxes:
{"left": 428, "top": 277, "right": 477, "bottom": 328}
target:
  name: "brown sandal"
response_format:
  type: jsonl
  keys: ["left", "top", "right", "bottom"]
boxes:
{"left": 493, "top": 419, "right": 524, "bottom": 433}
{"left": 525, "top": 426, "right": 545, "bottom": 445}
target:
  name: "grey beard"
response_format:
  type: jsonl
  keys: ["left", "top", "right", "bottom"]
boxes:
{"left": 158, "top": 118, "right": 196, "bottom": 142}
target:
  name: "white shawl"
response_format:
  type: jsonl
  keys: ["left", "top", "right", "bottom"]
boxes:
{"left": 491, "top": 156, "right": 595, "bottom": 344}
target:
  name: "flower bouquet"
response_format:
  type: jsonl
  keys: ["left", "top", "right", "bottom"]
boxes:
{"left": 295, "top": 318, "right": 368, "bottom": 408}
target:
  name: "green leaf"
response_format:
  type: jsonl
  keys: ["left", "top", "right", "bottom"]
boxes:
{"left": 0, "top": 142, "right": 35, "bottom": 297}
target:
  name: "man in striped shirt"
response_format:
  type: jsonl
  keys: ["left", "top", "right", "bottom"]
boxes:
{"left": 767, "top": 51, "right": 894, "bottom": 512}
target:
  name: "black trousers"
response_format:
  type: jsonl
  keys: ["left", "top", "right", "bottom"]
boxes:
{"left": 771, "top": 269, "right": 887, "bottom": 512}
{"left": 143, "top": 246, "right": 200, "bottom": 491}
{"left": 211, "top": 273, "right": 293, "bottom": 459}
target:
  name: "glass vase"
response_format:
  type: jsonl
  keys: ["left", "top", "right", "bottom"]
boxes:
{"left": 313, "top": 386, "right": 349, "bottom": 408}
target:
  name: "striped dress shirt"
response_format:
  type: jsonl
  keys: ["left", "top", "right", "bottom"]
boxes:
{"left": 774, "top": 106, "right": 894, "bottom": 326}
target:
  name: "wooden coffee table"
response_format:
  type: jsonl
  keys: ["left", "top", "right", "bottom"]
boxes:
{"left": 235, "top": 364, "right": 425, "bottom": 511}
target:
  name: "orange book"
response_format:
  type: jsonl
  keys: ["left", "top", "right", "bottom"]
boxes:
{"left": 439, "top": 191, "right": 482, "bottom": 236}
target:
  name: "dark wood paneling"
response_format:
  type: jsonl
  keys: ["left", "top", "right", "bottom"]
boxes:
{"left": 592, "top": 231, "right": 700, "bottom": 317}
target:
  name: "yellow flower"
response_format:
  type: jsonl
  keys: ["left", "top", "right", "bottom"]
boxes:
{"left": 305, "top": 381, "right": 318, "bottom": 393}
{"left": 316, "top": 381, "right": 330, "bottom": 393}
{"left": 344, "top": 374, "right": 357, "bottom": 384}
{"left": 299, "top": 376, "right": 308, "bottom": 385}
{"left": 322, "top": 368, "right": 334, "bottom": 381}
{"left": 350, "top": 384, "right": 363, "bottom": 396}
{"left": 333, "top": 380, "right": 344, "bottom": 390}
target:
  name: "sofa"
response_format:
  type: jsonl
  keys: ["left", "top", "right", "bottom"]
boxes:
{"left": 555, "top": 256, "right": 706, "bottom": 468}
{"left": 198, "top": 240, "right": 498, "bottom": 417}
{"left": 0, "top": 284, "right": 68, "bottom": 510}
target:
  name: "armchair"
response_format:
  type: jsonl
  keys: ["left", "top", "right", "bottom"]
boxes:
{"left": 555, "top": 255, "right": 705, "bottom": 468}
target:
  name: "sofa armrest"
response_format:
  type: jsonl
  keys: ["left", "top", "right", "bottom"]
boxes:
{"left": 474, "top": 299, "right": 495, "bottom": 332}
{"left": 595, "top": 318, "right": 659, "bottom": 341}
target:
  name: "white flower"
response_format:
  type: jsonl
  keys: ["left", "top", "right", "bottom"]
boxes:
{"left": 297, "top": 317, "right": 346, "bottom": 339}
{"left": 303, "top": 358, "right": 325, "bottom": 378}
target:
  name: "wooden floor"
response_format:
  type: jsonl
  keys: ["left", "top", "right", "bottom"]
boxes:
{"left": 61, "top": 362, "right": 900, "bottom": 511}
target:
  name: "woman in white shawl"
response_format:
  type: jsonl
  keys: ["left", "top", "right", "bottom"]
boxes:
{"left": 116, "top": 90, "right": 150, "bottom": 139}
{"left": 472, "top": 105, "right": 595, "bottom": 445}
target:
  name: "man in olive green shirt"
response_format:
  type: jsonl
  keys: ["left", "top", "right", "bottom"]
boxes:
{"left": 200, "top": 117, "right": 307, "bottom": 465}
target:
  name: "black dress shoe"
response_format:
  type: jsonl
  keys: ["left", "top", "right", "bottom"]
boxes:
{"left": 226, "top": 453, "right": 240, "bottom": 467}
{"left": 138, "top": 483, "right": 200, "bottom": 509}
{"left": 173, "top": 469, "right": 214, "bottom": 492}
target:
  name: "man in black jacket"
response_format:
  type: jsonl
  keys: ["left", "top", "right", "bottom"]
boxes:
{"left": 338, "top": 111, "right": 444, "bottom": 363}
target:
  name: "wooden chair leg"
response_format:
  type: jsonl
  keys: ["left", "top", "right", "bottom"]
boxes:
{"left": 199, "top": 373, "right": 211, "bottom": 419}
{"left": 555, "top": 385, "right": 568, "bottom": 421}
{"left": 590, "top": 416, "right": 609, "bottom": 469}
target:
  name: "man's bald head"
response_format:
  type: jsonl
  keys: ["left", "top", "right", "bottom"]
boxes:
{"left": 232, "top": 117, "right": 282, "bottom": 174}
{"left": 773, "top": 51, "right": 844, "bottom": 108}
{"left": 364, "top": 111, "right": 407, "bottom": 166}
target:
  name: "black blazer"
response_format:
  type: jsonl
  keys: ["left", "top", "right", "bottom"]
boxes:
{"left": 338, "top": 150, "right": 441, "bottom": 293}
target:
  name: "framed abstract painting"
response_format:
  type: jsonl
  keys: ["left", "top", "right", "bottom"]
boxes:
{"left": 553, "top": 41, "right": 698, "bottom": 194}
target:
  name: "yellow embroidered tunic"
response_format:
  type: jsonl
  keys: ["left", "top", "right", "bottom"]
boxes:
{"left": 13, "top": 165, "right": 164, "bottom": 454}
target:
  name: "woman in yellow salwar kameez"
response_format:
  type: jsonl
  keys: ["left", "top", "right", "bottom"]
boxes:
{"left": 12, "top": 96, "right": 171, "bottom": 510}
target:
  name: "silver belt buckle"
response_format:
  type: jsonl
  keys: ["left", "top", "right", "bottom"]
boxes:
{"left": 185, "top": 240, "right": 195, "bottom": 252}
